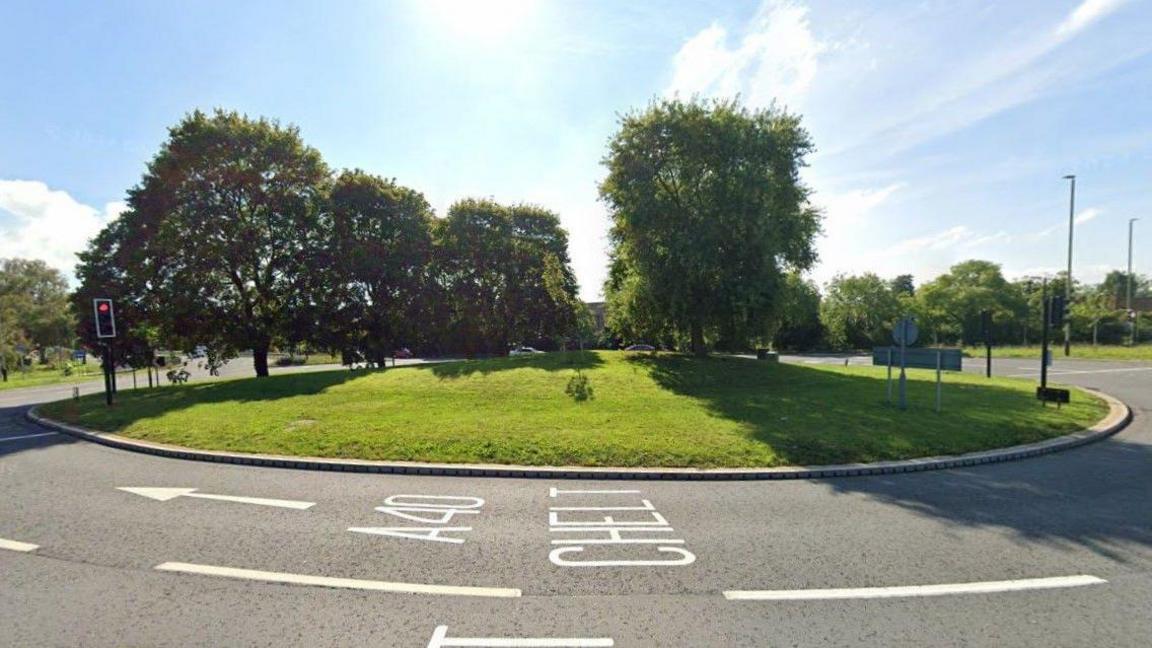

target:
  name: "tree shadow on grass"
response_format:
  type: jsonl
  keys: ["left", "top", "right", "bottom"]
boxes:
{"left": 626, "top": 354, "right": 1106, "bottom": 466}
{"left": 424, "top": 350, "right": 605, "bottom": 379}
{"left": 37, "top": 368, "right": 364, "bottom": 433}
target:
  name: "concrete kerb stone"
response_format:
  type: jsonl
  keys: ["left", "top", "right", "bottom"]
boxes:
{"left": 25, "top": 389, "right": 1131, "bottom": 482}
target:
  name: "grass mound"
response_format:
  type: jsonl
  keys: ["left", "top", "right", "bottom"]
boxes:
{"left": 40, "top": 351, "right": 1107, "bottom": 468}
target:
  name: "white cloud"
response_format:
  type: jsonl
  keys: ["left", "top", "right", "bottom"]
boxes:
{"left": 0, "top": 180, "right": 123, "bottom": 281}
{"left": 818, "top": 182, "right": 904, "bottom": 227}
{"left": 1056, "top": 0, "right": 1129, "bottom": 37}
{"left": 1031, "top": 206, "right": 1103, "bottom": 239}
{"left": 835, "top": 0, "right": 1139, "bottom": 157}
{"left": 666, "top": 0, "right": 823, "bottom": 109}
{"left": 964, "top": 231, "right": 1013, "bottom": 248}
{"left": 889, "top": 225, "right": 972, "bottom": 255}
{"left": 1074, "top": 207, "right": 1102, "bottom": 224}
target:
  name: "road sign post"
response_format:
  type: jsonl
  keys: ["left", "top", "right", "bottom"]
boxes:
{"left": 892, "top": 317, "right": 918, "bottom": 411}
{"left": 935, "top": 349, "right": 942, "bottom": 413}
{"left": 886, "top": 347, "right": 893, "bottom": 404}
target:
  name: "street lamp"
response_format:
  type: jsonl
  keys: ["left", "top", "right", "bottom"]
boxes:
{"left": 1062, "top": 174, "right": 1076, "bottom": 356}
{"left": 1130, "top": 217, "right": 1140, "bottom": 346}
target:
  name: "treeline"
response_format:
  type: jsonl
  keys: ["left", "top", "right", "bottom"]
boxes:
{"left": 72, "top": 110, "right": 584, "bottom": 376}
{"left": 0, "top": 259, "right": 73, "bottom": 376}
{"left": 777, "top": 260, "right": 1151, "bottom": 351}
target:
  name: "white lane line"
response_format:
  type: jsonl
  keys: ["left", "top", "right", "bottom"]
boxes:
{"left": 0, "top": 432, "right": 58, "bottom": 443}
{"left": 429, "top": 625, "right": 614, "bottom": 647}
{"left": 154, "top": 562, "right": 521, "bottom": 598}
{"left": 0, "top": 537, "right": 40, "bottom": 553}
{"left": 723, "top": 575, "right": 1106, "bottom": 601}
{"left": 1006, "top": 367, "right": 1152, "bottom": 378}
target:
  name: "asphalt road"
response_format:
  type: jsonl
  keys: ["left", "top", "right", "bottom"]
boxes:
{"left": 1, "top": 355, "right": 1150, "bottom": 647}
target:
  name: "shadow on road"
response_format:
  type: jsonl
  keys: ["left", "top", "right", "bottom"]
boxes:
{"left": 825, "top": 424, "right": 1152, "bottom": 561}
{"left": 0, "top": 406, "right": 81, "bottom": 460}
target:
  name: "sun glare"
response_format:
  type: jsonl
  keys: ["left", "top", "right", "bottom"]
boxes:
{"left": 421, "top": 0, "right": 538, "bottom": 40}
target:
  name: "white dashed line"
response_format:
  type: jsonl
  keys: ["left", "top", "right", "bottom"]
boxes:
{"left": 723, "top": 575, "right": 1106, "bottom": 601}
{"left": 0, "top": 537, "right": 40, "bottom": 553}
{"left": 154, "top": 562, "right": 521, "bottom": 598}
{"left": 428, "top": 625, "right": 614, "bottom": 647}
{"left": 0, "top": 432, "right": 58, "bottom": 443}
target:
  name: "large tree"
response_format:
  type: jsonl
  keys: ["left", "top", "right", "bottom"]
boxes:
{"left": 76, "top": 109, "right": 330, "bottom": 377}
{"left": 916, "top": 260, "right": 1025, "bottom": 345}
{"left": 321, "top": 170, "right": 434, "bottom": 365}
{"left": 600, "top": 97, "right": 821, "bottom": 355}
{"left": 819, "top": 273, "right": 902, "bottom": 349}
{"left": 0, "top": 258, "right": 74, "bottom": 373}
{"left": 433, "top": 199, "right": 579, "bottom": 355}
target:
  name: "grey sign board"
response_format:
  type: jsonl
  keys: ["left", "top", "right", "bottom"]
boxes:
{"left": 873, "top": 347, "right": 962, "bottom": 371}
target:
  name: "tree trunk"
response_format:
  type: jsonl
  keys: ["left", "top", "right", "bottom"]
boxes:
{"left": 253, "top": 344, "right": 270, "bottom": 378}
{"left": 691, "top": 321, "right": 706, "bottom": 357}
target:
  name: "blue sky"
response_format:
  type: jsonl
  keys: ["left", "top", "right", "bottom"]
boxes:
{"left": 1, "top": 0, "right": 1149, "bottom": 299}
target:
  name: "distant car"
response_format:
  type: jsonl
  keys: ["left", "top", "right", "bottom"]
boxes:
{"left": 509, "top": 346, "right": 542, "bottom": 356}
{"left": 624, "top": 344, "right": 656, "bottom": 351}
{"left": 394, "top": 348, "right": 413, "bottom": 359}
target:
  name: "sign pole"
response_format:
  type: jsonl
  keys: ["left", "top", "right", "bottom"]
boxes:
{"left": 935, "top": 349, "right": 942, "bottom": 413}
{"left": 898, "top": 321, "right": 907, "bottom": 411}
{"left": 982, "top": 310, "right": 993, "bottom": 378}
{"left": 886, "top": 347, "right": 893, "bottom": 404}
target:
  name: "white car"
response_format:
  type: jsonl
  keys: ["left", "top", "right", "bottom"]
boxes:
{"left": 509, "top": 346, "right": 542, "bottom": 356}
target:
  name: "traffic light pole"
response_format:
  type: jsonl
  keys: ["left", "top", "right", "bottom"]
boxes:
{"left": 103, "top": 342, "right": 113, "bottom": 406}
{"left": 1040, "top": 281, "right": 1050, "bottom": 393}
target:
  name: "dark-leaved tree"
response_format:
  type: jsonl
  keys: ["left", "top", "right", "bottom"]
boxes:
{"left": 76, "top": 109, "right": 330, "bottom": 377}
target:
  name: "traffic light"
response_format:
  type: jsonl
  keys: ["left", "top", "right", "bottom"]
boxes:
{"left": 93, "top": 298, "right": 117, "bottom": 338}
{"left": 1048, "top": 295, "right": 1066, "bottom": 327}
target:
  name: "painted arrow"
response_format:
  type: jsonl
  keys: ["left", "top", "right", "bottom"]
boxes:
{"left": 117, "top": 487, "right": 315, "bottom": 510}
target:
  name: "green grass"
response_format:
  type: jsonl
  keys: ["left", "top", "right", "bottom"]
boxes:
{"left": 39, "top": 351, "right": 1108, "bottom": 468}
{"left": 963, "top": 344, "right": 1152, "bottom": 361}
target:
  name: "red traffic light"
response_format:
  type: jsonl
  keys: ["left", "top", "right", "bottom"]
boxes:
{"left": 98, "top": 303, "right": 110, "bottom": 313}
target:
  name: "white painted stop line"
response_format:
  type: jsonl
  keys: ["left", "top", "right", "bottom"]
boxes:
{"left": 724, "top": 574, "right": 1106, "bottom": 601}
{"left": 0, "top": 537, "right": 40, "bottom": 553}
{"left": 428, "top": 625, "right": 614, "bottom": 647}
{"left": 155, "top": 562, "right": 520, "bottom": 598}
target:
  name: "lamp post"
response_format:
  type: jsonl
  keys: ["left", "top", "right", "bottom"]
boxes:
{"left": 1062, "top": 174, "right": 1076, "bottom": 356}
{"left": 1130, "top": 218, "right": 1140, "bottom": 346}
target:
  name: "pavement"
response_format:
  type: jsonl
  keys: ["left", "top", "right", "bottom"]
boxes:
{"left": 1, "top": 354, "right": 1150, "bottom": 647}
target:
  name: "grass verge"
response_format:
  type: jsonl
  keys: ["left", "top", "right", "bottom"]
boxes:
{"left": 40, "top": 351, "right": 1108, "bottom": 468}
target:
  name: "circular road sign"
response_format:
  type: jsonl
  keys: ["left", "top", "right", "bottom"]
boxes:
{"left": 892, "top": 317, "right": 919, "bottom": 346}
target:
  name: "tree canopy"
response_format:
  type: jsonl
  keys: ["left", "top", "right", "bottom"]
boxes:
{"left": 601, "top": 97, "right": 821, "bottom": 355}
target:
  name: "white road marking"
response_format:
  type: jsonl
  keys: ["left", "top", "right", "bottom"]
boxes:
{"left": 349, "top": 526, "right": 473, "bottom": 544}
{"left": 0, "top": 432, "right": 58, "bottom": 443}
{"left": 154, "top": 562, "right": 521, "bottom": 598}
{"left": 549, "top": 488, "right": 640, "bottom": 497}
{"left": 118, "top": 487, "right": 314, "bottom": 510}
{"left": 428, "top": 625, "right": 614, "bottom": 647}
{"left": 0, "top": 537, "right": 40, "bottom": 553}
{"left": 723, "top": 575, "right": 1106, "bottom": 601}
{"left": 1006, "top": 367, "right": 1152, "bottom": 378}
